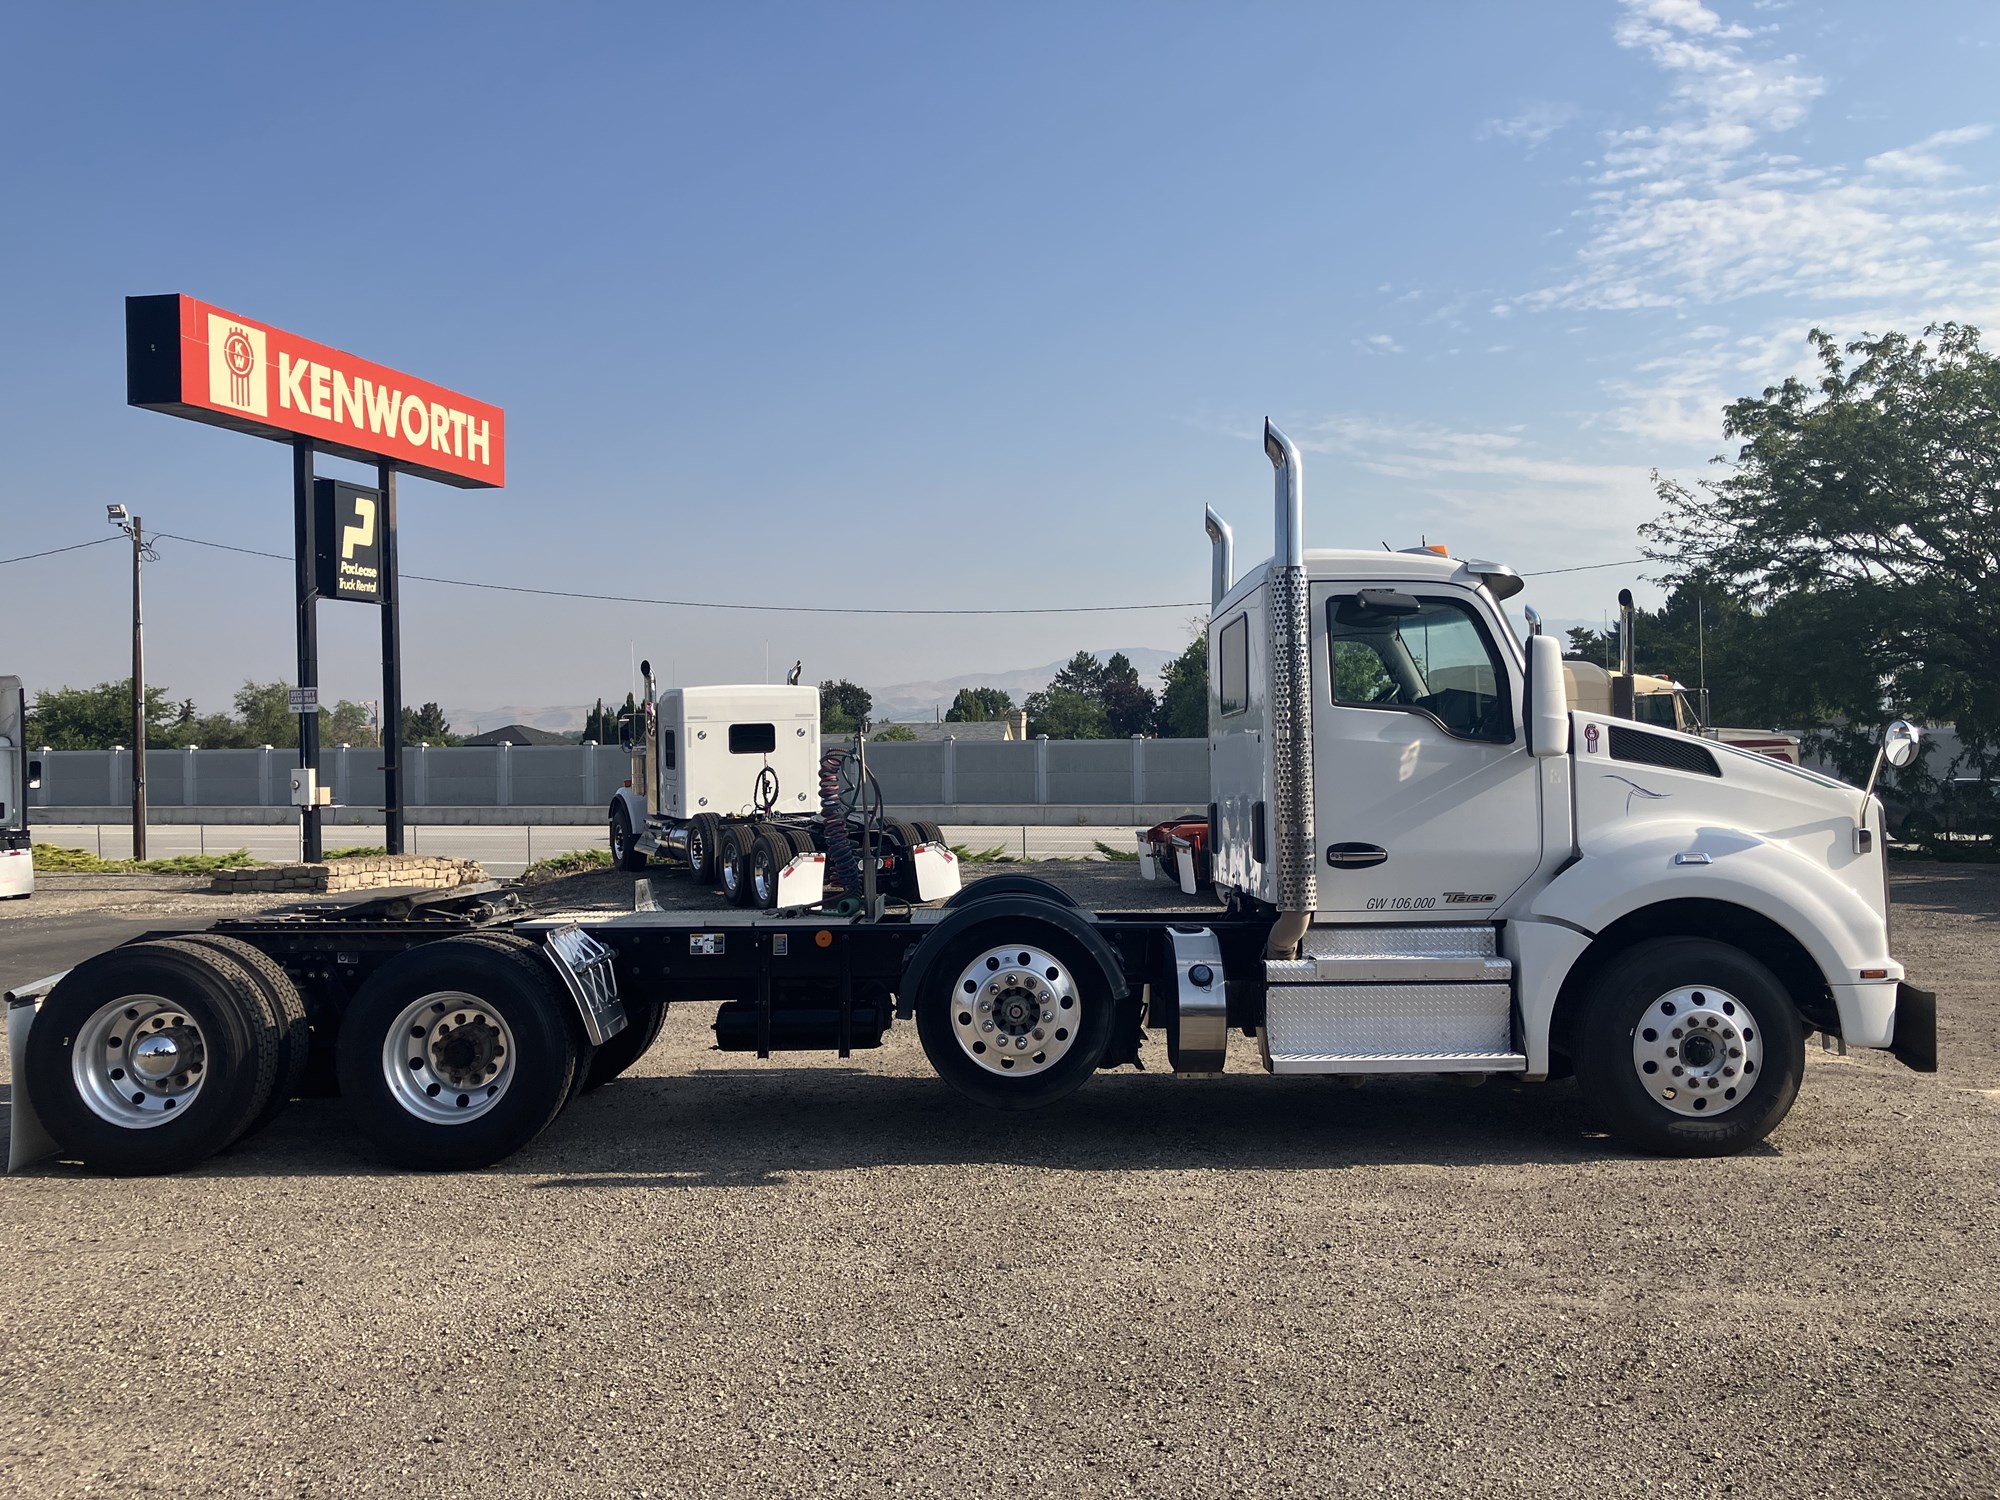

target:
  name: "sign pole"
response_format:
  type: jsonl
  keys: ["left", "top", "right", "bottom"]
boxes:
{"left": 292, "top": 436, "right": 322, "bottom": 862}
{"left": 377, "top": 462, "right": 404, "bottom": 854}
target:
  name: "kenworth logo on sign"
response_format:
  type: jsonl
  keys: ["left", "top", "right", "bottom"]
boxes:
{"left": 125, "top": 294, "right": 504, "bottom": 488}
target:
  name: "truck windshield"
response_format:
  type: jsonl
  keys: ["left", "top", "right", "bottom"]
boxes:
{"left": 1328, "top": 595, "right": 1514, "bottom": 743}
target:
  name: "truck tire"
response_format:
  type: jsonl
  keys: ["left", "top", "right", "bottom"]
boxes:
{"left": 748, "top": 826, "right": 801, "bottom": 909}
{"left": 169, "top": 933, "right": 312, "bottom": 1141}
{"left": 913, "top": 821, "right": 946, "bottom": 846}
{"left": 335, "top": 936, "right": 579, "bottom": 1171}
{"left": 687, "top": 813, "right": 724, "bottom": 884}
{"left": 583, "top": 999, "right": 668, "bottom": 1092}
{"left": 719, "top": 823, "right": 754, "bottom": 906}
{"left": 1574, "top": 937, "right": 1806, "bottom": 1157}
{"left": 455, "top": 931, "right": 598, "bottom": 1108}
{"left": 609, "top": 803, "right": 648, "bottom": 872}
{"left": 24, "top": 940, "right": 282, "bottom": 1175}
{"left": 914, "top": 921, "right": 1113, "bottom": 1110}
{"left": 884, "top": 818, "right": 921, "bottom": 851}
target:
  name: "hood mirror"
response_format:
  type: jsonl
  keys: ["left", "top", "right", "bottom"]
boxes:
{"left": 1882, "top": 719, "right": 1921, "bottom": 769}
{"left": 1863, "top": 719, "right": 1922, "bottom": 801}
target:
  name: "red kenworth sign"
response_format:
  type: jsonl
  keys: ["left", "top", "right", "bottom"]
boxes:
{"left": 126, "top": 294, "right": 504, "bottom": 488}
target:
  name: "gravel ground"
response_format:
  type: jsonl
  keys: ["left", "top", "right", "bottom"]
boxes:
{"left": 0, "top": 862, "right": 1995, "bottom": 1498}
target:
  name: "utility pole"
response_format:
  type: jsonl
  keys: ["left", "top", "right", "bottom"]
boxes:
{"left": 107, "top": 505, "right": 149, "bottom": 859}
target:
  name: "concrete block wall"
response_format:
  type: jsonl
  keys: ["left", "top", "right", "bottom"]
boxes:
{"left": 26, "top": 737, "right": 1210, "bottom": 822}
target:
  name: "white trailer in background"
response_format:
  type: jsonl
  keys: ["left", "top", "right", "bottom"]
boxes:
{"left": 605, "top": 676, "right": 959, "bottom": 911}
{"left": 0, "top": 677, "right": 34, "bottom": 899}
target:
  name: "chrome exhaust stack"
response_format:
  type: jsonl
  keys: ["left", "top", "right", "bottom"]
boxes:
{"left": 1262, "top": 420, "right": 1317, "bottom": 958}
{"left": 1204, "top": 506, "right": 1235, "bottom": 606}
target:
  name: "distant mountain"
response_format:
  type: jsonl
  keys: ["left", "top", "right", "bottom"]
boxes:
{"left": 867, "top": 647, "right": 1178, "bottom": 724}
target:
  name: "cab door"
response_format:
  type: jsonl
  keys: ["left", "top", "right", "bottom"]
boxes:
{"left": 1307, "top": 584, "right": 1542, "bottom": 918}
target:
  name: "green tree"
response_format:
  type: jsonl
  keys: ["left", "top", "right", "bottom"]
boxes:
{"left": 819, "top": 678, "right": 872, "bottom": 735}
{"left": 232, "top": 681, "right": 299, "bottom": 748}
{"left": 400, "top": 701, "right": 460, "bottom": 746}
{"left": 1025, "top": 685, "right": 1108, "bottom": 739}
{"left": 1048, "top": 650, "right": 1107, "bottom": 700}
{"left": 871, "top": 723, "right": 918, "bottom": 742}
{"left": 1099, "top": 651, "right": 1157, "bottom": 737}
{"left": 323, "top": 699, "right": 375, "bottom": 745}
{"left": 1154, "top": 629, "right": 1208, "bottom": 738}
{"left": 1642, "top": 323, "right": 2000, "bottom": 788}
{"left": 580, "top": 697, "right": 624, "bottom": 744}
{"left": 25, "top": 679, "right": 180, "bottom": 749}
{"left": 945, "top": 687, "right": 1014, "bottom": 723}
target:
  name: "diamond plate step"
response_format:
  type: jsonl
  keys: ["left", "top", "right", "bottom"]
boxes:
{"left": 1267, "top": 954, "right": 1514, "bottom": 985}
{"left": 1303, "top": 924, "right": 1498, "bottom": 958}
{"left": 1261, "top": 981, "right": 1518, "bottom": 1074}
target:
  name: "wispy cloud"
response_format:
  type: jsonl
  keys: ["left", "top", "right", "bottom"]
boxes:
{"left": 1524, "top": 0, "right": 1999, "bottom": 314}
{"left": 1352, "top": 333, "right": 1405, "bottom": 354}
{"left": 1480, "top": 101, "right": 1580, "bottom": 150}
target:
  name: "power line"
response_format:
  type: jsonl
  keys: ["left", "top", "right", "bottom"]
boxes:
{"left": 0, "top": 536, "right": 119, "bottom": 567}
{"left": 107, "top": 529, "right": 1651, "bottom": 615}
{"left": 152, "top": 532, "right": 1209, "bottom": 616}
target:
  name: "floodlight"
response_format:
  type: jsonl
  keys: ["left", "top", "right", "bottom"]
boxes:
{"left": 106, "top": 504, "right": 128, "bottom": 523}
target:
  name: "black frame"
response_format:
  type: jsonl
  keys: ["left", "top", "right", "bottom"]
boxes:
{"left": 1218, "top": 615, "right": 1249, "bottom": 717}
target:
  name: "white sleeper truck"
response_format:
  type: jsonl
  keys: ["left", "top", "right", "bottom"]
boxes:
{"left": 5, "top": 425, "right": 1934, "bottom": 1174}
{"left": 605, "top": 673, "right": 960, "bottom": 911}
{"left": 0, "top": 678, "right": 33, "bottom": 900}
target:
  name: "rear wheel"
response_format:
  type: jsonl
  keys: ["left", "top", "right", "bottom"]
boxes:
{"left": 25, "top": 940, "right": 281, "bottom": 1174}
{"left": 749, "top": 826, "right": 798, "bottom": 909}
{"left": 583, "top": 999, "right": 668, "bottom": 1091}
{"left": 1575, "top": 937, "right": 1805, "bottom": 1156}
{"left": 914, "top": 923, "right": 1112, "bottom": 1110}
{"left": 336, "top": 936, "right": 578, "bottom": 1170}
{"left": 609, "top": 804, "right": 648, "bottom": 872}
{"left": 169, "top": 934, "right": 311, "bottom": 1142}
{"left": 913, "top": 820, "right": 946, "bottom": 846}
{"left": 687, "top": 813, "right": 724, "bottom": 883}
{"left": 719, "top": 823, "right": 754, "bottom": 906}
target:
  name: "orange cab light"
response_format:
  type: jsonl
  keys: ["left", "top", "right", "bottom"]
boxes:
{"left": 1424, "top": 544, "right": 1449, "bottom": 555}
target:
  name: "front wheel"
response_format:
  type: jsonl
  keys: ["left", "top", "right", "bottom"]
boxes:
{"left": 1574, "top": 937, "right": 1805, "bottom": 1156}
{"left": 609, "top": 804, "right": 648, "bottom": 872}
{"left": 914, "top": 924, "right": 1112, "bottom": 1110}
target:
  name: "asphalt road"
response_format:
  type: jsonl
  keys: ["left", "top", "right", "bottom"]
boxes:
{"left": 0, "top": 863, "right": 1995, "bottom": 1498}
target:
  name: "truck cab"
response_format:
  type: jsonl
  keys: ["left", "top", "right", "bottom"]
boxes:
{"left": 1201, "top": 423, "right": 1928, "bottom": 1151}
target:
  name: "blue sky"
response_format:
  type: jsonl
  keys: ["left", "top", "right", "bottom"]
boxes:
{"left": 2, "top": 0, "right": 1996, "bottom": 722}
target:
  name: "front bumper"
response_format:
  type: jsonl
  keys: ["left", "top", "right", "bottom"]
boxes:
{"left": 1890, "top": 981, "right": 1938, "bottom": 1073}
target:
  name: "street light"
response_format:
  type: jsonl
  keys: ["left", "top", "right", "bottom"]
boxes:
{"left": 107, "top": 505, "right": 153, "bottom": 858}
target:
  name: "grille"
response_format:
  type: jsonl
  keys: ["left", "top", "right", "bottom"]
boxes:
{"left": 1609, "top": 725, "right": 1721, "bottom": 777}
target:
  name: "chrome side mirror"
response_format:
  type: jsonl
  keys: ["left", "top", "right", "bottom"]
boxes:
{"left": 1882, "top": 719, "right": 1921, "bottom": 769}
{"left": 1863, "top": 719, "right": 1922, "bottom": 800}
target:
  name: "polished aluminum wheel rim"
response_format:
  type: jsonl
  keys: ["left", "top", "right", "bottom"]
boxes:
{"left": 753, "top": 842, "right": 781, "bottom": 906}
{"left": 720, "top": 835, "right": 745, "bottom": 897}
{"left": 72, "top": 994, "right": 207, "bottom": 1129}
{"left": 1632, "top": 984, "right": 1763, "bottom": 1118}
{"left": 950, "top": 943, "right": 1079, "bottom": 1077}
{"left": 383, "top": 990, "right": 517, "bottom": 1124}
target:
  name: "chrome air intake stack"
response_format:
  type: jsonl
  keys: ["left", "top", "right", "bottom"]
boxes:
{"left": 1204, "top": 506, "right": 1234, "bottom": 605}
{"left": 1262, "top": 420, "right": 1317, "bottom": 958}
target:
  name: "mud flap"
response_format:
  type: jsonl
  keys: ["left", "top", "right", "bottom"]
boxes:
{"left": 776, "top": 851, "right": 827, "bottom": 909}
{"left": 1136, "top": 832, "right": 1157, "bottom": 882}
{"left": 1890, "top": 982, "right": 1937, "bottom": 1073}
{"left": 912, "top": 843, "right": 961, "bottom": 902}
{"left": 6, "top": 977, "right": 64, "bottom": 1173}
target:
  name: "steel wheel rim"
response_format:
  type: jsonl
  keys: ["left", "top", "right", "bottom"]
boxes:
{"left": 72, "top": 994, "right": 208, "bottom": 1129}
{"left": 688, "top": 825, "right": 709, "bottom": 873}
{"left": 383, "top": 990, "right": 518, "bottom": 1124}
{"left": 609, "top": 815, "right": 628, "bottom": 860}
{"left": 949, "top": 943, "right": 1080, "bottom": 1078}
{"left": 1632, "top": 984, "right": 1763, "bottom": 1118}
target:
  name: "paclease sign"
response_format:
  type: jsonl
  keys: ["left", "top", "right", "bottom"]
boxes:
{"left": 126, "top": 294, "right": 504, "bottom": 488}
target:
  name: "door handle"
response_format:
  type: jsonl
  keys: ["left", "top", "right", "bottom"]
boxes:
{"left": 1325, "top": 843, "right": 1388, "bottom": 869}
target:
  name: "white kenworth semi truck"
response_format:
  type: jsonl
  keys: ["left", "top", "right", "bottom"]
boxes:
{"left": 4, "top": 424, "right": 1934, "bottom": 1176}
{"left": 605, "top": 673, "right": 960, "bottom": 911}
